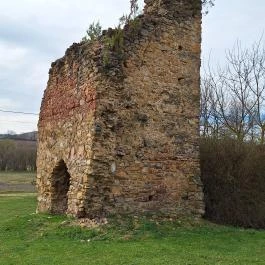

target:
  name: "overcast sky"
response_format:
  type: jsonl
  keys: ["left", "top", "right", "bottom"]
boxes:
{"left": 0, "top": 0, "right": 264, "bottom": 134}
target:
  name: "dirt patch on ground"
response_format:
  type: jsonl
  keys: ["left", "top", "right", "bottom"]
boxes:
{"left": 0, "top": 182, "right": 35, "bottom": 193}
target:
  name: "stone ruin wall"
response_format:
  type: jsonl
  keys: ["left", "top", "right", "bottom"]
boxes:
{"left": 37, "top": 0, "right": 205, "bottom": 218}
{"left": 37, "top": 44, "right": 100, "bottom": 215}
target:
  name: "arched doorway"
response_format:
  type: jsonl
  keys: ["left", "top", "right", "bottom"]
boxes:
{"left": 50, "top": 159, "right": 70, "bottom": 214}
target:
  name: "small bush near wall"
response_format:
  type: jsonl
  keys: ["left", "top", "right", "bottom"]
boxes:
{"left": 200, "top": 138, "right": 265, "bottom": 229}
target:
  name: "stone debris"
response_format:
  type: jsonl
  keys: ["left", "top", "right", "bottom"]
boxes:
{"left": 73, "top": 218, "right": 108, "bottom": 228}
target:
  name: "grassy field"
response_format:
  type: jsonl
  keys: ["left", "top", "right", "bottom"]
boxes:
{"left": 0, "top": 171, "right": 36, "bottom": 193}
{"left": 0, "top": 194, "right": 264, "bottom": 265}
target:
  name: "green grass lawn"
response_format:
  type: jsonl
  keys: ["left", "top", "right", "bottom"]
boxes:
{"left": 0, "top": 194, "right": 264, "bottom": 265}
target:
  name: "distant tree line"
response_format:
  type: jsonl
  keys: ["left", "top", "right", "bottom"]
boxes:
{"left": 0, "top": 131, "right": 37, "bottom": 141}
{"left": 0, "top": 140, "right": 36, "bottom": 171}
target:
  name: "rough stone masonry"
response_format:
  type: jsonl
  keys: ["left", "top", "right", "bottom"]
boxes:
{"left": 36, "top": 0, "right": 205, "bottom": 218}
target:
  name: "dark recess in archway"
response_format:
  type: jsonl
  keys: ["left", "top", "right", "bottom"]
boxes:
{"left": 50, "top": 159, "right": 70, "bottom": 214}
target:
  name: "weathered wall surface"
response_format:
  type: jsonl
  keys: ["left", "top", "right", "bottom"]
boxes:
{"left": 90, "top": 0, "right": 204, "bottom": 217}
{"left": 37, "top": 0, "right": 204, "bottom": 218}
{"left": 37, "top": 44, "right": 99, "bottom": 216}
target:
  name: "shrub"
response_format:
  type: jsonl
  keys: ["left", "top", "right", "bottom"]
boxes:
{"left": 82, "top": 21, "right": 102, "bottom": 42}
{"left": 200, "top": 137, "right": 265, "bottom": 229}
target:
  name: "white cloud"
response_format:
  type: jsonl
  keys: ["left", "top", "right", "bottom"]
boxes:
{"left": 202, "top": 0, "right": 265, "bottom": 67}
{"left": 0, "top": 98, "right": 21, "bottom": 110}
{"left": 0, "top": 100, "right": 38, "bottom": 133}
{"left": 0, "top": 42, "right": 28, "bottom": 71}
{"left": 0, "top": 0, "right": 264, "bottom": 133}
{"left": 0, "top": 113, "right": 38, "bottom": 134}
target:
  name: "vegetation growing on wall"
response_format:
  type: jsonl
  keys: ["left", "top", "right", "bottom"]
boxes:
{"left": 82, "top": 0, "right": 142, "bottom": 68}
{"left": 101, "top": 0, "right": 142, "bottom": 68}
{"left": 82, "top": 21, "right": 102, "bottom": 43}
{"left": 82, "top": 0, "right": 215, "bottom": 68}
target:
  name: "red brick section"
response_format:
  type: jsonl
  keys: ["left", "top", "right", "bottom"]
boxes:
{"left": 39, "top": 56, "right": 96, "bottom": 124}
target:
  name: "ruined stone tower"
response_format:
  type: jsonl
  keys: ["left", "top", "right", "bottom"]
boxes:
{"left": 37, "top": 0, "right": 204, "bottom": 218}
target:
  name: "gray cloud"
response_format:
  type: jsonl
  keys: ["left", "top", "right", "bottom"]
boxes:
{"left": 0, "top": 0, "right": 264, "bottom": 133}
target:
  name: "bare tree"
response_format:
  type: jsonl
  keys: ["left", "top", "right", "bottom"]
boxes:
{"left": 246, "top": 40, "right": 265, "bottom": 143}
{"left": 201, "top": 76, "right": 220, "bottom": 137}
{"left": 201, "top": 39, "right": 265, "bottom": 143}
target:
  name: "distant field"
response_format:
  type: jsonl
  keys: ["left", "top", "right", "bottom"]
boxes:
{"left": 0, "top": 171, "right": 36, "bottom": 193}
{"left": 0, "top": 194, "right": 265, "bottom": 265}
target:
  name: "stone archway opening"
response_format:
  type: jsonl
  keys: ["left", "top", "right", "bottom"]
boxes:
{"left": 50, "top": 159, "right": 70, "bottom": 214}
